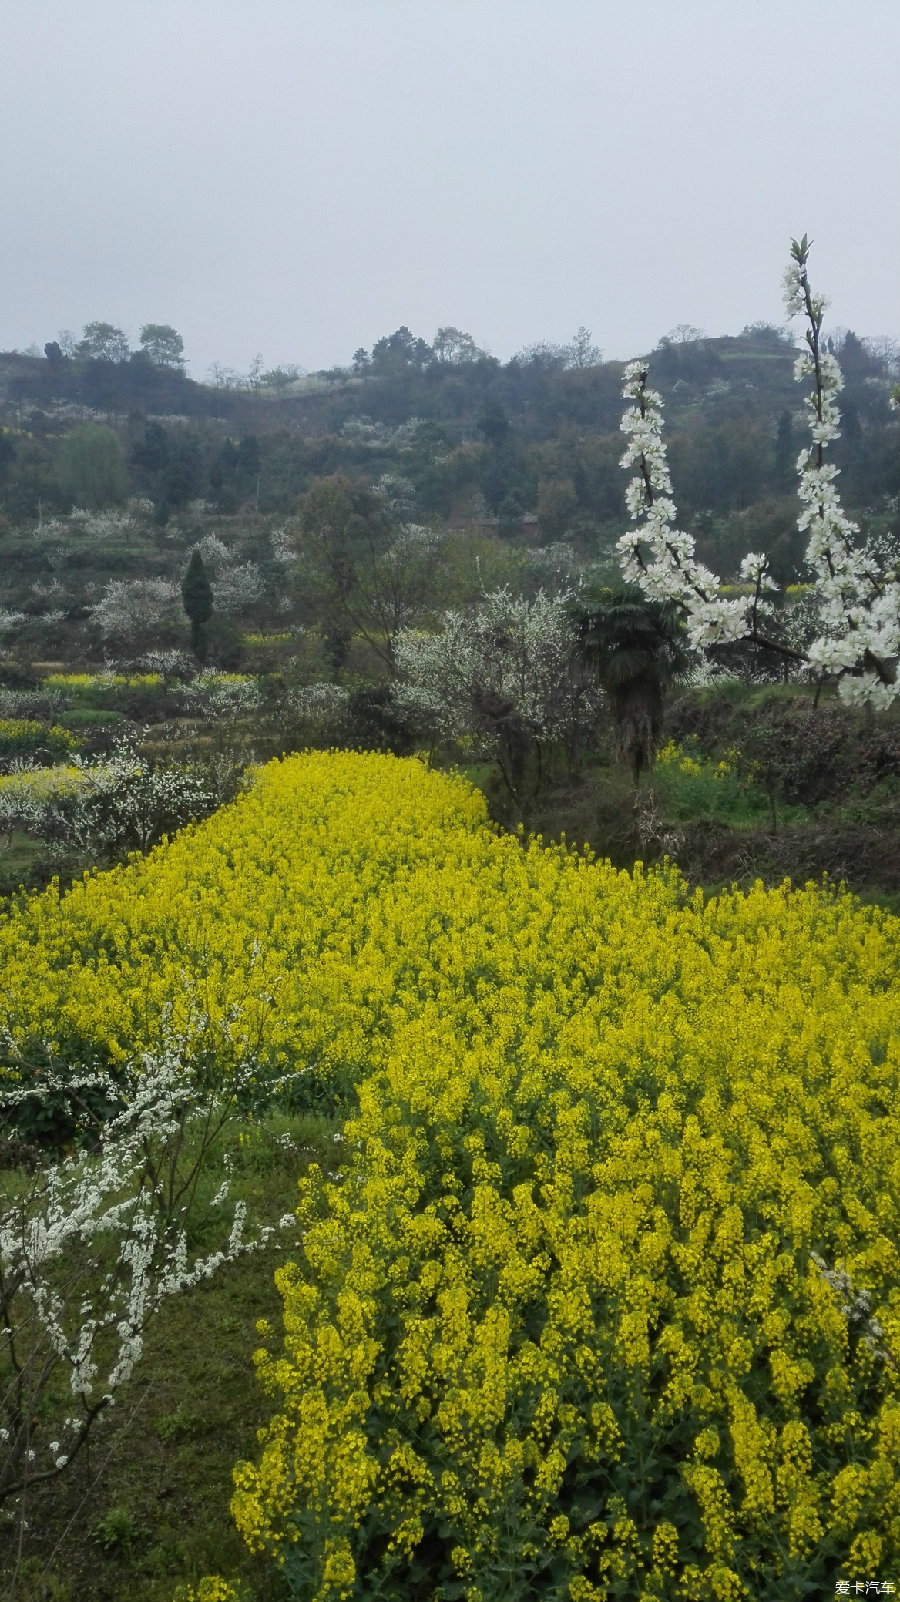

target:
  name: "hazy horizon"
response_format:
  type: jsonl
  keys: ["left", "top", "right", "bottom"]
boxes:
{"left": 2, "top": 0, "right": 898, "bottom": 380}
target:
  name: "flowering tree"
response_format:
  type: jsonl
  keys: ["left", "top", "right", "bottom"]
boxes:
{"left": 617, "top": 238, "right": 900, "bottom": 707}
{"left": 0, "top": 739, "right": 244, "bottom": 862}
{"left": 396, "top": 588, "right": 601, "bottom": 798}
{"left": 0, "top": 1042, "right": 291, "bottom": 1514}
{"left": 91, "top": 576, "right": 182, "bottom": 652}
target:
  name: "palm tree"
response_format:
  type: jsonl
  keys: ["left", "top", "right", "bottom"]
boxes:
{"left": 570, "top": 584, "right": 688, "bottom": 782}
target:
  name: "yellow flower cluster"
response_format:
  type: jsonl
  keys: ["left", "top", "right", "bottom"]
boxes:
{"left": 0, "top": 718, "right": 80, "bottom": 752}
{"left": 0, "top": 753, "right": 488, "bottom": 1074}
{"left": 0, "top": 763, "right": 93, "bottom": 805}
{"left": 2, "top": 752, "right": 898, "bottom": 1598}
{"left": 172, "top": 1580, "right": 240, "bottom": 1602}
{"left": 656, "top": 738, "right": 705, "bottom": 777}
{"left": 44, "top": 671, "right": 164, "bottom": 690}
{"left": 656, "top": 739, "right": 753, "bottom": 802}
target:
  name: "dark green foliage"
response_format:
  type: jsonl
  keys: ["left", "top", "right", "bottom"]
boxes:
{"left": 0, "top": 432, "right": 15, "bottom": 487}
{"left": 344, "top": 684, "right": 423, "bottom": 755}
{"left": 237, "top": 433, "right": 261, "bottom": 477}
{"left": 572, "top": 585, "right": 688, "bottom": 781}
{"left": 536, "top": 476, "right": 577, "bottom": 538}
{"left": 669, "top": 417, "right": 771, "bottom": 516}
{"left": 703, "top": 496, "right": 806, "bottom": 587}
{"left": 182, "top": 549, "right": 214, "bottom": 658}
{"left": 369, "top": 326, "right": 432, "bottom": 377}
{"left": 132, "top": 418, "right": 207, "bottom": 514}
{"left": 76, "top": 322, "right": 130, "bottom": 364}
{"left": 205, "top": 612, "right": 245, "bottom": 669}
{"left": 296, "top": 471, "right": 392, "bottom": 653}
{"left": 0, "top": 1042, "right": 124, "bottom": 1152}
{"left": 477, "top": 399, "right": 511, "bottom": 448}
{"left": 774, "top": 409, "right": 794, "bottom": 488}
{"left": 207, "top": 434, "right": 262, "bottom": 510}
{"left": 138, "top": 323, "right": 185, "bottom": 369}
{"left": 1, "top": 322, "right": 897, "bottom": 531}
{"left": 58, "top": 423, "right": 129, "bottom": 509}
{"left": 131, "top": 419, "right": 170, "bottom": 477}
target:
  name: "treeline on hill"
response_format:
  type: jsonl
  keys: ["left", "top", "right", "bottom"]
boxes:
{"left": 2, "top": 318, "right": 897, "bottom": 553}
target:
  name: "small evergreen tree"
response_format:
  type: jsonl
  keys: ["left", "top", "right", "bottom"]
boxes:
{"left": 182, "top": 549, "right": 213, "bottom": 660}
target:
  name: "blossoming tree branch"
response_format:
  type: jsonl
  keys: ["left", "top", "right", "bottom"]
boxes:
{"left": 617, "top": 237, "right": 900, "bottom": 708}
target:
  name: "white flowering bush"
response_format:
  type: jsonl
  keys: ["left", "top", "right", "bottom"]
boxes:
{"left": 618, "top": 238, "right": 900, "bottom": 706}
{"left": 91, "top": 576, "right": 181, "bottom": 644}
{"left": 0, "top": 741, "right": 242, "bottom": 859}
{"left": 396, "top": 588, "right": 601, "bottom": 793}
{"left": 283, "top": 681, "right": 350, "bottom": 728}
{"left": 374, "top": 473, "right": 417, "bottom": 518}
{"left": 29, "top": 517, "right": 70, "bottom": 542}
{"left": 0, "top": 688, "right": 67, "bottom": 722}
{"left": 0, "top": 1039, "right": 293, "bottom": 1512}
{"left": 67, "top": 507, "right": 136, "bottom": 538}
{"left": 269, "top": 524, "right": 295, "bottom": 571}
{"left": 212, "top": 562, "right": 265, "bottom": 615}
{"left": 179, "top": 670, "right": 262, "bottom": 721}
{"left": 525, "top": 542, "right": 584, "bottom": 593}
{"left": 0, "top": 763, "right": 89, "bottom": 846}
{"left": 139, "top": 646, "right": 194, "bottom": 683}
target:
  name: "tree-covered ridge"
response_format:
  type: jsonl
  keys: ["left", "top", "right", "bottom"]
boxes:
{"left": 1, "top": 315, "right": 895, "bottom": 543}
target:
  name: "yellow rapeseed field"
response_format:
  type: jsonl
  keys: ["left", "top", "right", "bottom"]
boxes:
{"left": 2, "top": 752, "right": 898, "bottom": 1600}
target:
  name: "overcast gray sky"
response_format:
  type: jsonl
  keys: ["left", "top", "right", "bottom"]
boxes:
{"left": 2, "top": 0, "right": 897, "bottom": 378}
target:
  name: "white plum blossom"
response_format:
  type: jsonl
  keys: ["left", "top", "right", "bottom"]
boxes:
{"left": 616, "top": 361, "right": 771, "bottom": 652}
{"left": 0, "top": 740, "right": 236, "bottom": 858}
{"left": 396, "top": 587, "right": 602, "bottom": 791}
{"left": 283, "top": 681, "right": 350, "bottom": 730}
{"left": 179, "top": 669, "right": 262, "bottom": 720}
{"left": 213, "top": 561, "right": 265, "bottom": 614}
{"left": 91, "top": 577, "right": 180, "bottom": 642}
{"left": 617, "top": 239, "right": 899, "bottom": 706}
{"left": 1, "top": 1037, "right": 288, "bottom": 1508}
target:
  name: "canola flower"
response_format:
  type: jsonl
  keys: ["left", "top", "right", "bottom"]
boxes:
{"left": 1, "top": 753, "right": 899, "bottom": 1597}
{"left": 0, "top": 763, "right": 99, "bottom": 843}
{"left": 656, "top": 739, "right": 706, "bottom": 778}
{"left": 0, "top": 718, "right": 80, "bottom": 757}
{"left": 0, "top": 764, "right": 93, "bottom": 800}
{"left": 656, "top": 739, "right": 745, "bottom": 784}
{"left": 652, "top": 741, "right": 762, "bottom": 830}
{"left": 44, "top": 672, "right": 164, "bottom": 691}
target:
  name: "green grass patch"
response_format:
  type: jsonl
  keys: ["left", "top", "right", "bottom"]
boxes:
{"left": 650, "top": 735, "right": 805, "bottom": 826}
{"left": 0, "top": 830, "right": 45, "bottom": 897}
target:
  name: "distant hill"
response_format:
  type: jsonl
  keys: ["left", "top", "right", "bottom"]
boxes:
{"left": 0, "top": 324, "right": 896, "bottom": 585}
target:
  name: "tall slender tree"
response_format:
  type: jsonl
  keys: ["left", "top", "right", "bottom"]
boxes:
{"left": 182, "top": 549, "right": 213, "bottom": 660}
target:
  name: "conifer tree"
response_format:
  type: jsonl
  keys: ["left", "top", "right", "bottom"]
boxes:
{"left": 182, "top": 549, "right": 213, "bottom": 660}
